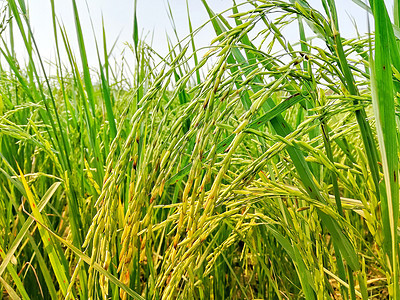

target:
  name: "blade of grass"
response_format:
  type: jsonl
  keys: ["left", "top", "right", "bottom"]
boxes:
{"left": 0, "top": 276, "right": 22, "bottom": 300}
{"left": 71, "top": 0, "right": 104, "bottom": 182}
{"left": 370, "top": 0, "right": 399, "bottom": 296}
{"left": 17, "top": 166, "right": 70, "bottom": 298}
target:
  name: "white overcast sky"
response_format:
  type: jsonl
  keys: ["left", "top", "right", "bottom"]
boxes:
{"left": 5, "top": 0, "right": 394, "bottom": 71}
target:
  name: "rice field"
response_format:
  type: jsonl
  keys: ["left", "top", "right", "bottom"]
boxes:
{"left": 0, "top": 0, "right": 399, "bottom": 299}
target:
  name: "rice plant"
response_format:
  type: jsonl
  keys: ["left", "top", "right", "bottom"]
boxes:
{"left": 0, "top": 0, "right": 399, "bottom": 299}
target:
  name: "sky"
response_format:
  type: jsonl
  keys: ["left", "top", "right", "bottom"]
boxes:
{"left": 4, "top": 0, "right": 391, "bottom": 72}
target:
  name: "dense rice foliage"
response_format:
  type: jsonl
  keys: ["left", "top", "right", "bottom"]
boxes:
{"left": 1, "top": 0, "right": 400, "bottom": 299}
